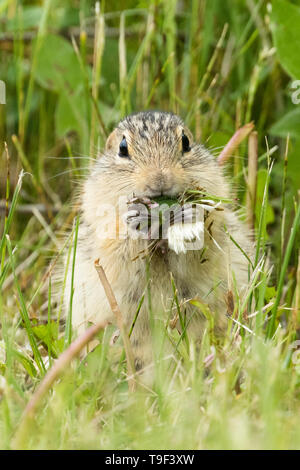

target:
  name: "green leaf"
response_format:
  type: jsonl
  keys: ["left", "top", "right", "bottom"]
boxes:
{"left": 270, "top": 108, "right": 300, "bottom": 140}
{"left": 270, "top": 0, "right": 300, "bottom": 79}
{"left": 34, "top": 34, "right": 82, "bottom": 92}
{"left": 286, "top": 139, "right": 300, "bottom": 190}
{"left": 53, "top": 338, "right": 65, "bottom": 356}
{"left": 32, "top": 321, "right": 62, "bottom": 358}
{"left": 32, "top": 320, "right": 58, "bottom": 340}
{"left": 265, "top": 286, "right": 277, "bottom": 303}
{"left": 55, "top": 86, "right": 89, "bottom": 138}
{"left": 273, "top": 138, "right": 300, "bottom": 192}
{"left": 6, "top": 6, "right": 43, "bottom": 31}
{"left": 13, "top": 350, "right": 37, "bottom": 378}
{"left": 152, "top": 196, "right": 177, "bottom": 207}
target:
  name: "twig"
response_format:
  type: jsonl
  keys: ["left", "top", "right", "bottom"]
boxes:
{"left": 13, "top": 320, "right": 108, "bottom": 449}
{"left": 94, "top": 259, "right": 136, "bottom": 391}
{"left": 246, "top": 130, "right": 258, "bottom": 229}
{"left": 217, "top": 122, "right": 255, "bottom": 166}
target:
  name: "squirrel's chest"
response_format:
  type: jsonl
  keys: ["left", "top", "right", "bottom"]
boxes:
{"left": 119, "top": 249, "right": 224, "bottom": 326}
{"left": 143, "top": 250, "right": 208, "bottom": 299}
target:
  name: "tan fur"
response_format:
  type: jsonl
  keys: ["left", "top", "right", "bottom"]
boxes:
{"left": 62, "top": 111, "right": 253, "bottom": 380}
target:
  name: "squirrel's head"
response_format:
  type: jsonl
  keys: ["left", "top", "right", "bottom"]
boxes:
{"left": 104, "top": 111, "right": 195, "bottom": 198}
{"left": 84, "top": 111, "right": 228, "bottom": 209}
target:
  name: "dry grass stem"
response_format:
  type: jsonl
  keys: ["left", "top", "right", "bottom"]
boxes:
{"left": 94, "top": 259, "right": 136, "bottom": 391}
{"left": 246, "top": 130, "right": 258, "bottom": 228}
{"left": 217, "top": 122, "right": 255, "bottom": 166}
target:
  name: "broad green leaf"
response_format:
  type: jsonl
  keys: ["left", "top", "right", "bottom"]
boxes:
{"left": 265, "top": 286, "right": 277, "bottom": 303}
{"left": 270, "top": 0, "right": 300, "bottom": 79}
{"left": 53, "top": 337, "right": 65, "bottom": 356}
{"left": 13, "top": 350, "right": 37, "bottom": 378}
{"left": 55, "top": 89, "right": 119, "bottom": 139}
{"left": 204, "top": 130, "right": 233, "bottom": 156}
{"left": 32, "top": 321, "right": 62, "bottom": 358}
{"left": 34, "top": 34, "right": 82, "bottom": 92}
{"left": 286, "top": 139, "right": 300, "bottom": 190}
{"left": 55, "top": 86, "right": 89, "bottom": 138}
{"left": 270, "top": 108, "right": 300, "bottom": 140}
{"left": 5, "top": 6, "right": 79, "bottom": 31}
{"left": 6, "top": 6, "right": 43, "bottom": 31}
{"left": 97, "top": 102, "right": 121, "bottom": 130}
{"left": 32, "top": 321, "right": 59, "bottom": 341}
{"left": 272, "top": 138, "right": 300, "bottom": 192}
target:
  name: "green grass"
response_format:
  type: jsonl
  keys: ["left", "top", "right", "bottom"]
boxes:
{"left": 0, "top": 0, "right": 300, "bottom": 450}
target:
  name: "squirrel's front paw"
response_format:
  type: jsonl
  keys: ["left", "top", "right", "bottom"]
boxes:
{"left": 123, "top": 206, "right": 150, "bottom": 239}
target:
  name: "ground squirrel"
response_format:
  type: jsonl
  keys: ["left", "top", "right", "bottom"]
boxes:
{"left": 63, "top": 111, "right": 253, "bottom": 382}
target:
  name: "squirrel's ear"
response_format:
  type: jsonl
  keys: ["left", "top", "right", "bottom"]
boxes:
{"left": 183, "top": 127, "right": 193, "bottom": 144}
{"left": 105, "top": 129, "right": 119, "bottom": 151}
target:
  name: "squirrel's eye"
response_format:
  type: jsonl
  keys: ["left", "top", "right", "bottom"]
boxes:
{"left": 119, "top": 136, "right": 129, "bottom": 157}
{"left": 182, "top": 132, "right": 190, "bottom": 153}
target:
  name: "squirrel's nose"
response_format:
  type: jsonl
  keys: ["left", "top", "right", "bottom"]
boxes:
{"left": 145, "top": 172, "right": 165, "bottom": 196}
{"left": 140, "top": 169, "right": 174, "bottom": 197}
{"left": 145, "top": 185, "right": 163, "bottom": 197}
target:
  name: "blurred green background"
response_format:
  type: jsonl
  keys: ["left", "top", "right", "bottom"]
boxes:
{"left": 1, "top": 0, "right": 300, "bottom": 450}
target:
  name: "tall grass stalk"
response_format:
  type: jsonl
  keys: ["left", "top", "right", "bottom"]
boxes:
{"left": 89, "top": 2, "right": 105, "bottom": 156}
{"left": 0, "top": 170, "right": 24, "bottom": 268}
{"left": 267, "top": 202, "right": 300, "bottom": 338}
{"left": 6, "top": 236, "right": 46, "bottom": 375}
{"left": 119, "top": 11, "right": 127, "bottom": 117}
{"left": 254, "top": 148, "right": 273, "bottom": 268}
{"left": 163, "top": 0, "right": 177, "bottom": 111}
{"left": 246, "top": 131, "right": 258, "bottom": 229}
{"left": 278, "top": 135, "right": 289, "bottom": 281}
{"left": 64, "top": 216, "right": 80, "bottom": 349}
{"left": 22, "top": 0, "right": 53, "bottom": 138}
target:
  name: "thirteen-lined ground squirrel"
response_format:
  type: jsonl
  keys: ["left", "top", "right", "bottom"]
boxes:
{"left": 62, "top": 111, "right": 253, "bottom": 383}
